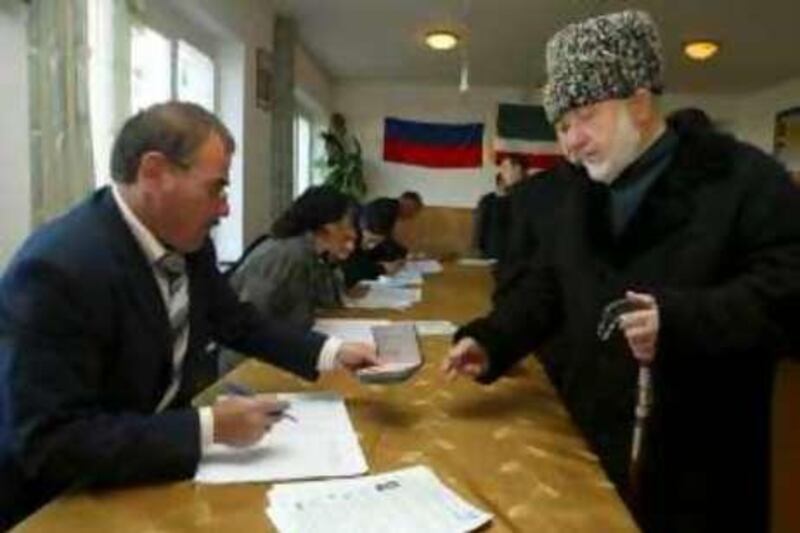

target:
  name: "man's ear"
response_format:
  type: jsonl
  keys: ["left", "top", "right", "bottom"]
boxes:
{"left": 628, "top": 88, "right": 655, "bottom": 128}
{"left": 137, "top": 151, "right": 170, "bottom": 186}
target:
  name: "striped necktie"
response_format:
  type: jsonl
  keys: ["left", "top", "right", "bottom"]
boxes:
{"left": 154, "top": 252, "right": 190, "bottom": 412}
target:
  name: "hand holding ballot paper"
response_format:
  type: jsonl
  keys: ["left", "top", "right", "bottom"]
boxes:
{"left": 356, "top": 323, "right": 424, "bottom": 384}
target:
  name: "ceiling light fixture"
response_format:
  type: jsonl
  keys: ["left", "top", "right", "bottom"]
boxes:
{"left": 425, "top": 31, "right": 459, "bottom": 51}
{"left": 684, "top": 40, "right": 720, "bottom": 61}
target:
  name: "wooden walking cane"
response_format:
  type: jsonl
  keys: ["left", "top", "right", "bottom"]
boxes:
{"left": 598, "top": 299, "right": 653, "bottom": 513}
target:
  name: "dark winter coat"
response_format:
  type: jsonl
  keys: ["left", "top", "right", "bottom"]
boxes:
{"left": 457, "top": 126, "right": 800, "bottom": 532}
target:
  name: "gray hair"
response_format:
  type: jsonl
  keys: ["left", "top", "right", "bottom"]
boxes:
{"left": 110, "top": 101, "right": 235, "bottom": 184}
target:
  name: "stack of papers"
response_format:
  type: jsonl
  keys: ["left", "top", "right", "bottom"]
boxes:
{"left": 344, "top": 285, "right": 422, "bottom": 310}
{"left": 266, "top": 465, "right": 493, "bottom": 533}
{"left": 405, "top": 259, "right": 444, "bottom": 275}
{"left": 194, "top": 392, "right": 367, "bottom": 483}
{"left": 413, "top": 320, "right": 458, "bottom": 336}
{"left": 375, "top": 269, "right": 424, "bottom": 287}
{"left": 456, "top": 257, "right": 497, "bottom": 267}
{"left": 314, "top": 319, "right": 457, "bottom": 341}
{"left": 313, "top": 319, "right": 391, "bottom": 342}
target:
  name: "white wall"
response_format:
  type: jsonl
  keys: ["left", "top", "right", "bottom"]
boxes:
{"left": 735, "top": 76, "right": 800, "bottom": 153}
{"left": 660, "top": 82, "right": 800, "bottom": 156}
{"left": 294, "top": 43, "right": 332, "bottom": 115}
{"left": 335, "top": 82, "right": 531, "bottom": 208}
{"left": 0, "top": 0, "right": 31, "bottom": 269}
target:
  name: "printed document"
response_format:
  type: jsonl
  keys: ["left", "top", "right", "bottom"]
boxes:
{"left": 266, "top": 465, "right": 492, "bottom": 533}
{"left": 195, "top": 392, "right": 367, "bottom": 484}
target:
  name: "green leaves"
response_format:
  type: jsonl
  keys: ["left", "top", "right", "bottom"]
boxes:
{"left": 319, "top": 134, "right": 366, "bottom": 199}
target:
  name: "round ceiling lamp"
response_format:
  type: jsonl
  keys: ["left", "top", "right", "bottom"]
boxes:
{"left": 684, "top": 40, "right": 720, "bottom": 61}
{"left": 425, "top": 31, "right": 459, "bottom": 51}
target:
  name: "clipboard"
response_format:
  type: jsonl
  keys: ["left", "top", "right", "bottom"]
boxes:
{"left": 356, "top": 323, "right": 423, "bottom": 384}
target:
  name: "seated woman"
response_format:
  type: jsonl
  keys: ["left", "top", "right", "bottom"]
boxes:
{"left": 341, "top": 198, "right": 406, "bottom": 288}
{"left": 220, "top": 185, "right": 356, "bottom": 372}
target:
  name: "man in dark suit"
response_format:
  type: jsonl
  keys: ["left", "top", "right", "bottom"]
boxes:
{"left": 0, "top": 102, "right": 377, "bottom": 528}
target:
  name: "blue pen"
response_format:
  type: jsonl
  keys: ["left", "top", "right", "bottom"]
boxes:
{"left": 222, "top": 382, "right": 297, "bottom": 422}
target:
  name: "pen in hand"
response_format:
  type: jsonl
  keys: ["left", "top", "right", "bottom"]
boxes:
{"left": 221, "top": 382, "right": 298, "bottom": 422}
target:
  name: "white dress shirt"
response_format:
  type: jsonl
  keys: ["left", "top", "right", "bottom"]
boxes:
{"left": 111, "top": 186, "right": 342, "bottom": 453}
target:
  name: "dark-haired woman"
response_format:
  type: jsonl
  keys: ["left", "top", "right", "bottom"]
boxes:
{"left": 231, "top": 185, "right": 356, "bottom": 327}
{"left": 221, "top": 186, "right": 356, "bottom": 372}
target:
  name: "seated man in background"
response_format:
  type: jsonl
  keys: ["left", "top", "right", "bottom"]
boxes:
{"left": 341, "top": 198, "right": 405, "bottom": 288}
{"left": 444, "top": 10, "right": 800, "bottom": 533}
{"left": 473, "top": 155, "right": 527, "bottom": 261}
{"left": 220, "top": 185, "right": 357, "bottom": 374}
{"left": 393, "top": 190, "right": 425, "bottom": 255}
{"left": 665, "top": 106, "right": 714, "bottom": 134}
{"left": 0, "top": 102, "right": 377, "bottom": 528}
{"left": 397, "top": 190, "right": 424, "bottom": 219}
{"left": 362, "top": 197, "right": 409, "bottom": 262}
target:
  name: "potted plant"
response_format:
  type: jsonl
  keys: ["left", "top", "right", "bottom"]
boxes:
{"left": 318, "top": 113, "right": 367, "bottom": 198}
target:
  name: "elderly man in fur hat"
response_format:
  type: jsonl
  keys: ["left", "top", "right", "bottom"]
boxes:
{"left": 444, "top": 10, "right": 800, "bottom": 532}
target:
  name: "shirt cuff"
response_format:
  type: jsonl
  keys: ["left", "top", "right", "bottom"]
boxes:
{"left": 198, "top": 407, "right": 215, "bottom": 453}
{"left": 318, "top": 336, "right": 343, "bottom": 372}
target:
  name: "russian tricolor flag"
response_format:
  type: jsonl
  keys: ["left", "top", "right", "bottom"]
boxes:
{"left": 383, "top": 117, "right": 484, "bottom": 168}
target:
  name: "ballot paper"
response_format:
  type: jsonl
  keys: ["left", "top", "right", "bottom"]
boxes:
{"left": 404, "top": 259, "right": 444, "bottom": 275}
{"left": 413, "top": 320, "right": 458, "bottom": 336}
{"left": 313, "top": 319, "right": 457, "bottom": 344}
{"left": 374, "top": 269, "right": 424, "bottom": 287}
{"left": 194, "top": 392, "right": 367, "bottom": 484}
{"left": 313, "top": 319, "right": 391, "bottom": 342}
{"left": 266, "top": 465, "right": 493, "bottom": 533}
{"left": 343, "top": 285, "right": 422, "bottom": 310}
{"left": 456, "top": 257, "right": 497, "bottom": 267}
{"left": 356, "top": 323, "right": 423, "bottom": 384}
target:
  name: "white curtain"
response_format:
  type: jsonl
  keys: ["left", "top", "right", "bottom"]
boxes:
{"left": 28, "top": 0, "right": 95, "bottom": 226}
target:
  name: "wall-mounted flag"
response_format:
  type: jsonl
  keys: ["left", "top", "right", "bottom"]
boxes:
{"left": 494, "top": 104, "right": 561, "bottom": 171}
{"left": 383, "top": 117, "right": 483, "bottom": 168}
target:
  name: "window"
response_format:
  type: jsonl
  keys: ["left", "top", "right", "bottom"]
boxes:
{"left": 89, "top": 4, "right": 217, "bottom": 188}
{"left": 294, "top": 113, "right": 312, "bottom": 196}
{"left": 130, "top": 25, "right": 171, "bottom": 112}
{"left": 130, "top": 28, "right": 216, "bottom": 114}
{"left": 87, "top": 0, "right": 115, "bottom": 186}
{"left": 85, "top": 2, "right": 234, "bottom": 257}
{"left": 177, "top": 40, "right": 215, "bottom": 111}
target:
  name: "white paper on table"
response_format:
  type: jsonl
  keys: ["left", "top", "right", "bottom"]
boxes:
{"left": 266, "top": 465, "right": 492, "bottom": 533}
{"left": 456, "top": 257, "right": 497, "bottom": 267}
{"left": 194, "top": 392, "right": 367, "bottom": 484}
{"left": 313, "top": 319, "right": 391, "bottom": 343}
{"left": 343, "top": 285, "right": 422, "bottom": 310}
{"left": 376, "top": 269, "right": 424, "bottom": 287}
{"left": 414, "top": 320, "right": 457, "bottom": 336}
{"left": 404, "top": 259, "right": 443, "bottom": 275}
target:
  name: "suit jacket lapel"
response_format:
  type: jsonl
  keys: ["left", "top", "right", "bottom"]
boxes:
{"left": 95, "top": 188, "right": 173, "bottom": 360}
